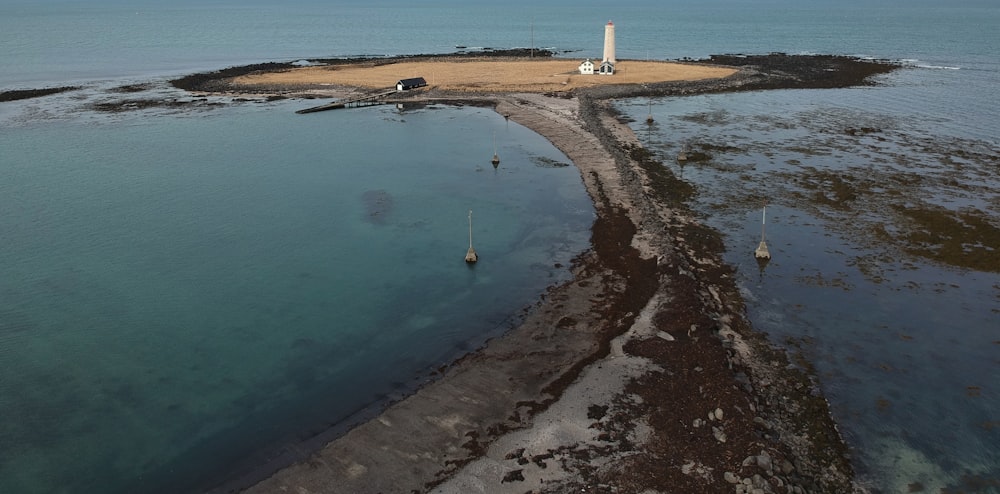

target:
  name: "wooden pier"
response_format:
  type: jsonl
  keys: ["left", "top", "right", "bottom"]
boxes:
{"left": 295, "top": 89, "right": 397, "bottom": 114}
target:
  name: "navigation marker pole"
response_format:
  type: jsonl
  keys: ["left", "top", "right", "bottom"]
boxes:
{"left": 754, "top": 202, "right": 771, "bottom": 260}
{"left": 465, "top": 210, "right": 478, "bottom": 263}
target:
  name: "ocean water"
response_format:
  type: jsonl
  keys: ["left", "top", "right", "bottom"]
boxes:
{"left": 2, "top": 0, "right": 998, "bottom": 493}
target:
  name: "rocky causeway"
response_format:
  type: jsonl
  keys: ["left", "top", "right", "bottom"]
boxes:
{"left": 20, "top": 52, "right": 898, "bottom": 493}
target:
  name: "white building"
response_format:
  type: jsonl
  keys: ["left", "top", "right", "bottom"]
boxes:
{"left": 581, "top": 21, "right": 616, "bottom": 75}
{"left": 396, "top": 77, "right": 427, "bottom": 91}
{"left": 603, "top": 21, "right": 616, "bottom": 65}
{"left": 600, "top": 21, "right": 616, "bottom": 75}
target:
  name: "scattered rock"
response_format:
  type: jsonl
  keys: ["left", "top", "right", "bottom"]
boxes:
{"left": 712, "top": 426, "right": 727, "bottom": 443}
{"left": 500, "top": 469, "right": 524, "bottom": 483}
{"left": 504, "top": 448, "right": 525, "bottom": 460}
{"left": 531, "top": 453, "right": 553, "bottom": 468}
{"left": 587, "top": 404, "right": 609, "bottom": 420}
{"left": 756, "top": 450, "right": 773, "bottom": 472}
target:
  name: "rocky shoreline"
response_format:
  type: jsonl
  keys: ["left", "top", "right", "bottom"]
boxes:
{"left": 188, "top": 54, "right": 899, "bottom": 493}
{"left": 0, "top": 86, "right": 80, "bottom": 102}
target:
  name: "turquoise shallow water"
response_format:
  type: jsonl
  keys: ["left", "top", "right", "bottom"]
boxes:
{"left": 0, "top": 101, "right": 593, "bottom": 493}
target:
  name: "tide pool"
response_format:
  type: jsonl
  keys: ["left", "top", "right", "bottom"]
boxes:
{"left": 620, "top": 76, "right": 1000, "bottom": 491}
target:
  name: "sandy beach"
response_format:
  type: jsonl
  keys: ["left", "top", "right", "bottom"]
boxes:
{"left": 177, "top": 54, "right": 898, "bottom": 494}
{"left": 231, "top": 58, "right": 736, "bottom": 94}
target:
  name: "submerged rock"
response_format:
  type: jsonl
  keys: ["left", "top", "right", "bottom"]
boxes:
{"left": 361, "top": 189, "right": 394, "bottom": 225}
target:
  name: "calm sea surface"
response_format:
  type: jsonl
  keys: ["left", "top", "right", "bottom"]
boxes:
{"left": 2, "top": 1, "right": 997, "bottom": 493}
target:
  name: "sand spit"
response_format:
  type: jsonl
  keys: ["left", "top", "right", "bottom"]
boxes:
{"left": 231, "top": 58, "right": 736, "bottom": 94}
{"left": 185, "top": 54, "right": 899, "bottom": 494}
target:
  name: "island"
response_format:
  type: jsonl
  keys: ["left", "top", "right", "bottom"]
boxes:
{"left": 171, "top": 51, "right": 898, "bottom": 494}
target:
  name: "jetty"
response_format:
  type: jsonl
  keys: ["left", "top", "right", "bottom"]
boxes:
{"left": 295, "top": 88, "right": 397, "bottom": 114}
{"left": 296, "top": 78, "right": 427, "bottom": 114}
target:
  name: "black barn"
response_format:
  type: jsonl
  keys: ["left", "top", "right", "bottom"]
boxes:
{"left": 396, "top": 77, "right": 428, "bottom": 91}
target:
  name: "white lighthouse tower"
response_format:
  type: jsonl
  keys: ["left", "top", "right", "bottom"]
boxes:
{"left": 600, "top": 20, "right": 616, "bottom": 75}
{"left": 603, "top": 21, "right": 616, "bottom": 64}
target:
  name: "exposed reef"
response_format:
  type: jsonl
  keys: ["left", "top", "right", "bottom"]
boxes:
{"left": 0, "top": 86, "right": 80, "bottom": 102}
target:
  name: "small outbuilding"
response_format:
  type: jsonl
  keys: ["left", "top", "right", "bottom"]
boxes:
{"left": 396, "top": 77, "right": 428, "bottom": 91}
{"left": 578, "top": 59, "right": 595, "bottom": 75}
{"left": 598, "top": 61, "right": 615, "bottom": 75}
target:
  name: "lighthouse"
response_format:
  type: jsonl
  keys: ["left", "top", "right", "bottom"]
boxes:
{"left": 603, "top": 21, "right": 616, "bottom": 64}
{"left": 599, "top": 21, "right": 616, "bottom": 75}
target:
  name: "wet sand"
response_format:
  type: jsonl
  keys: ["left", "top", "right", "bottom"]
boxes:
{"left": 181, "top": 54, "right": 898, "bottom": 493}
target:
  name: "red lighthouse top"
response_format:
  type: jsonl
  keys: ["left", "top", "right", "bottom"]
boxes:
{"left": 607, "top": 20, "right": 613, "bottom": 26}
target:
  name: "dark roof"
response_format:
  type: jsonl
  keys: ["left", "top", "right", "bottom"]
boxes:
{"left": 397, "top": 77, "right": 427, "bottom": 87}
